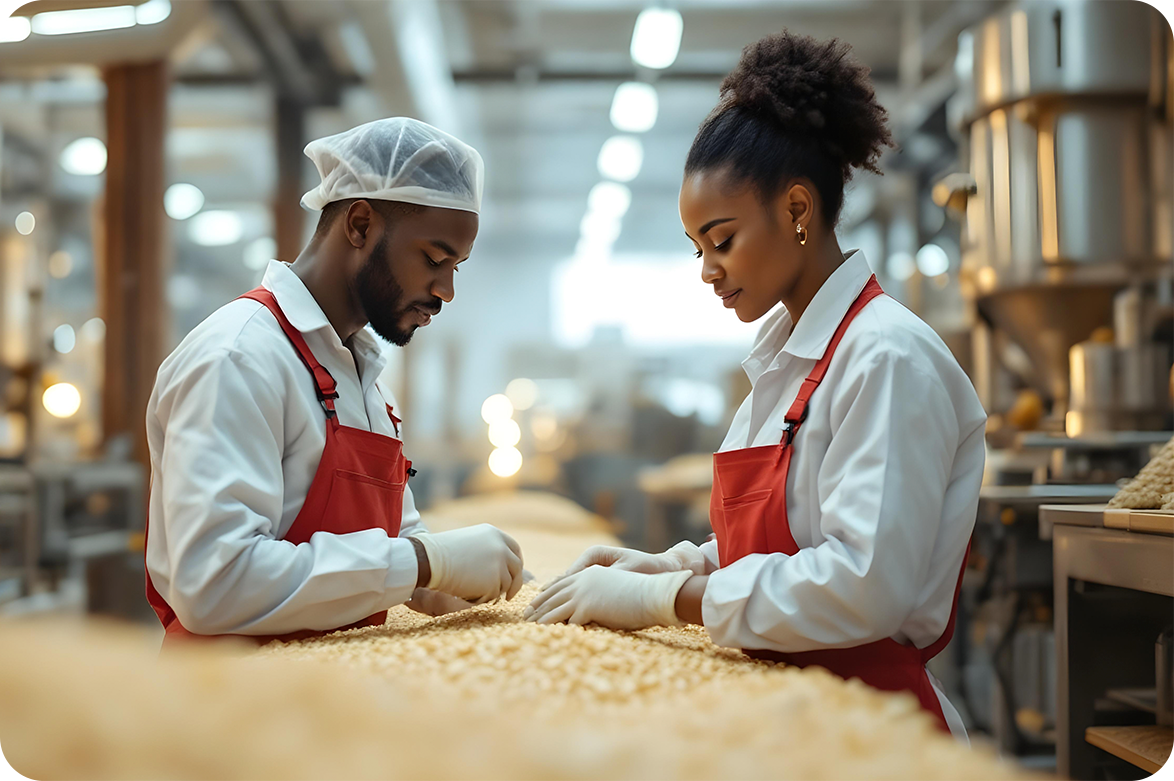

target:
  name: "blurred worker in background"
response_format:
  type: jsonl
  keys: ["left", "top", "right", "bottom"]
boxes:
{"left": 145, "top": 117, "right": 524, "bottom": 649}
{"left": 528, "top": 32, "right": 985, "bottom": 740}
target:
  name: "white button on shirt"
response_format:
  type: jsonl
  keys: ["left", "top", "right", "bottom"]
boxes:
{"left": 145, "top": 261, "right": 423, "bottom": 637}
{"left": 696, "top": 251, "right": 987, "bottom": 738}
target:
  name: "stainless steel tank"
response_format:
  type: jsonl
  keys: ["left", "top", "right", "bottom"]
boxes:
{"left": 952, "top": 0, "right": 1173, "bottom": 419}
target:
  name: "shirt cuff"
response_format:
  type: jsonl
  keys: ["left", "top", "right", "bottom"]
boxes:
{"left": 383, "top": 536, "right": 420, "bottom": 607}
{"left": 700, "top": 553, "right": 769, "bottom": 648}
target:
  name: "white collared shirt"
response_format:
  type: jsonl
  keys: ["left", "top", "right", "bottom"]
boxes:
{"left": 696, "top": 251, "right": 986, "bottom": 738}
{"left": 145, "top": 261, "right": 422, "bottom": 636}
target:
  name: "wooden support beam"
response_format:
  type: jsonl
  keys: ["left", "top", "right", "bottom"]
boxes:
{"left": 274, "top": 95, "right": 306, "bottom": 262}
{"left": 100, "top": 61, "right": 169, "bottom": 474}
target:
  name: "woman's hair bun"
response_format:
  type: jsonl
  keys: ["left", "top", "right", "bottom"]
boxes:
{"left": 718, "top": 30, "right": 893, "bottom": 176}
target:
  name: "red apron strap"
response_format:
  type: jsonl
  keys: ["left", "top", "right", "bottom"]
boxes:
{"left": 782, "top": 275, "right": 884, "bottom": 443}
{"left": 239, "top": 288, "right": 339, "bottom": 416}
{"left": 920, "top": 540, "right": 972, "bottom": 662}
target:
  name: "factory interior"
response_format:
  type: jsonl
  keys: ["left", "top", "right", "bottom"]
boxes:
{"left": 0, "top": 0, "right": 1173, "bottom": 778}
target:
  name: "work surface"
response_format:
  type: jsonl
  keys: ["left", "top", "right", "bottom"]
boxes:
{"left": 0, "top": 491, "right": 1034, "bottom": 780}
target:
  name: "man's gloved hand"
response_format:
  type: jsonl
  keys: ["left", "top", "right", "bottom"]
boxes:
{"left": 559, "top": 541, "right": 707, "bottom": 578}
{"left": 404, "top": 587, "right": 475, "bottom": 617}
{"left": 523, "top": 565, "right": 693, "bottom": 631}
{"left": 412, "top": 525, "right": 524, "bottom": 604}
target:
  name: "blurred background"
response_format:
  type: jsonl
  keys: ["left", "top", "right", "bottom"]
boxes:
{"left": 0, "top": 0, "right": 1171, "bottom": 771}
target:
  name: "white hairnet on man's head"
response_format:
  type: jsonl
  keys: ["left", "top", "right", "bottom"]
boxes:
{"left": 300, "top": 117, "right": 484, "bottom": 215}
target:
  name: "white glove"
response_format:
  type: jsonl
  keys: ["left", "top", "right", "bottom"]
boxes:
{"left": 413, "top": 525, "right": 524, "bottom": 604}
{"left": 404, "top": 587, "right": 475, "bottom": 617}
{"left": 523, "top": 566, "right": 693, "bottom": 630}
{"left": 560, "top": 541, "right": 707, "bottom": 578}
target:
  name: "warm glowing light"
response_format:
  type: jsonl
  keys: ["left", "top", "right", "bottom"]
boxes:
{"left": 488, "top": 446, "right": 523, "bottom": 478}
{"left": 42, "top": 382, "right": 81, "bottom": 418}
{"left": 505, "top": 378, "right": 538, "bottom": 411}
{"left": 488, "top": 418, "right": 522, "bottom": 448}
{"left": 48, "top": 251, "right": 73, "bottom": 279}
{"left": 480, "top": 394, "right": 514, "bottom": 424}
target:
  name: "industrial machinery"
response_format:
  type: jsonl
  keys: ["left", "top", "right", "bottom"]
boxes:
{"left": 942, "top": 0, "right": 1174, "bottom": 760}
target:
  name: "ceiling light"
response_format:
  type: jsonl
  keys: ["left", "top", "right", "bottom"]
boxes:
{"left": 14, "top": 212, "right": 34, "bottom": 235}
{"left": 32, "top": 5, "right": 136, "bottom": 35}
{"left": 887, "top": 252, "right": 916, "bottom": 281}
{"left": 505, "top": 378, "right": 538, "bottom": 411}
{"left": 164, "top": 183, "right": 204, "bottom": 220}
{"left": 488, "top": 446, "right": 523, "bottom": 478}
{"left": 42, "top": 382, "right": 81, "bottom": 418}
{"left": 60, "top": 137, "right": 107, "bottom": 176}
{"left": 81, "top": 318, "right": 105, "bottom": 343}
{"left": 134, "top": 0, "right": 170, "bottom": 25}
{"left": 52, "top": 324, "right": 76, "bottom": 354}
{"left": 587, "top": 182, "right": 632, "bottom": 219}
{"left": 580, "top": 210, "right": 622, "bottom": 247}
{"left": 597, "top": 135, "right": 643, "bottom": 183}
{"left": 610, "top": 82, "right": 658, "bottom": 133}
{"left": 48, "top": 251, "right": 73, "bottom": 279}
{"left": 916, "top": 244, "right": 950, "bottom": 277}
{"left": 189, "top": 211, "right": 244, "bottom": 246}
{"left": 480, "top": 394, "right": 514, "bottom": 425}
{"left": 630, "top": 7, "right": 683, "bottom": 70}
{"left": 488, "top": 419, "right": 522, "bottom": 449}
{"left": 243, "top": 237, "right": 276, "bottom": 270}
{"left": 0, "top": 15, "right": 30, "bottom": 43}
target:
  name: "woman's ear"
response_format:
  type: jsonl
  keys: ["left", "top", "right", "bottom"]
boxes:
{"left": 782, "top": 182, "right": 815, "bottom": 230}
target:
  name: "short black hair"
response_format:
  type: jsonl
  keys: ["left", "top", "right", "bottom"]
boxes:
{"left": 313, "top": 199, "right": 424, "bottom": 240}
{"left": 685, "top": 30, "right": 894, "bottom": 226}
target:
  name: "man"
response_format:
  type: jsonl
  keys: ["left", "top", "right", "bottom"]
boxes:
{"left": 145, "top": 117, "right": 523, "bottom": 647}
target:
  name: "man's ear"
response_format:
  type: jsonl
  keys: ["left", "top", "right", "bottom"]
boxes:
{"left": 344, "top": 200, "right": 375, "bottom": 249}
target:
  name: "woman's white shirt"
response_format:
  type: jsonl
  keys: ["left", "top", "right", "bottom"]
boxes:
{"left": 695, "top": 251, "right": 986, "bottom": 738}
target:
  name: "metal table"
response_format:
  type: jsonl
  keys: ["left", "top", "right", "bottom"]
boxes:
{"left": 1043, "top": 504, "right": 1174, "bottom": 779}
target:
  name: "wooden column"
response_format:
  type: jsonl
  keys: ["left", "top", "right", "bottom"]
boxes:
{"left": 100, "top": 61, "right": 168, "bottom": 473}
{"left": 274, "top": 96, "right": 306, "bottom": 261}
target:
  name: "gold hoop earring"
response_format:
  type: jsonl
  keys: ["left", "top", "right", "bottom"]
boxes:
{"left": 796, "top": 222, "right": 808, "bottom": 246}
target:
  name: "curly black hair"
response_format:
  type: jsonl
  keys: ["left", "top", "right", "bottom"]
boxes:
{"left": 685, "top": 30, "right": 894, "bottom": 226}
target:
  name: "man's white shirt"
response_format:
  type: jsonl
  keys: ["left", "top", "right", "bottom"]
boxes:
{"left": 145, "top": 261, "right": 422, "bottom": 636}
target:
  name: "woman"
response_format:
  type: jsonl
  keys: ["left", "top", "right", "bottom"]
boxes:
{"left": 525, "top": 30, "right": 986, "bottom": 739}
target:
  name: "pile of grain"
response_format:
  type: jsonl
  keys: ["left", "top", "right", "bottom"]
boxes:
{"left": 0, "top": 613, "right": 1030, "bottom": 781}
{"left": 0, "top": 490, "right": 1035, "bottom": 779}
{"left": 1107, "top": 436, "right": 1174, "bottom": 511}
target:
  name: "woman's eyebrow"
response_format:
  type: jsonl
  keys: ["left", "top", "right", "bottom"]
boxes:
{"left": 699, "top": 217, "right": 734, "bottom": 235}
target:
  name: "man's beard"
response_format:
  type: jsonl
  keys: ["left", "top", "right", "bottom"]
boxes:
{"left": 354, "top": 239, "right": 416, "bottom": 346}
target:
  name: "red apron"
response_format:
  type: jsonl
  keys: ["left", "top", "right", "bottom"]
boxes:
{"left": 145, "top": 287, "right": 414, "bottom": 648}
{"left": 709, "top": 276, "right": 969, "bottom": 733}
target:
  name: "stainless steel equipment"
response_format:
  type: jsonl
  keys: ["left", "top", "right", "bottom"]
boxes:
{"left": 950, "top": 0, "right": 1173, "bottom": 419}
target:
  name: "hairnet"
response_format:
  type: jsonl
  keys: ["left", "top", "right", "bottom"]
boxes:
{"left": 300, "top": 117, "right": 484, "bottom": 214}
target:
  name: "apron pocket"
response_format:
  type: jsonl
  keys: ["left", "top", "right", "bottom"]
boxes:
{"left": 322, "top": 469, "right": 404, "bottom": 536}
{"left": 722, "top": 488, "right": 772, "bottom": 510}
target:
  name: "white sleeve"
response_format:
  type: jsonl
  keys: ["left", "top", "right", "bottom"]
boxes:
{"left": 701, "top": 349, "right": 960, "bottom": 652}
{"left": 147, "top": 348, "right": 418, "bottom": 637}
{"left": 397, "top": 484, "right": 427, "bottom": 538}
{"left": 698, "top": 538, "right": 721, "bottom": 575}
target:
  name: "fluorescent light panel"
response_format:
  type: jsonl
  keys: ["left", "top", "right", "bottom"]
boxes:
{"left": 20, "top": 0, "right": 169, "bottom": 38}
{"left": 630, "top": 8, "right": 683, "bottom": 70}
